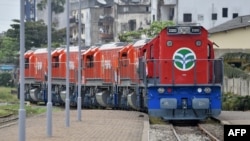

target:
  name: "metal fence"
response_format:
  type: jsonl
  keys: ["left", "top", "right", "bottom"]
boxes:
{"left": 223, "top": 77, "right": 250, "bottom": 96}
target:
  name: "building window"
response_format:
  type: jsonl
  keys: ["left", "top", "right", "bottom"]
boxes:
{"left": 222, "top": 8, "right": 228, "bottom": 17}
{"left": 212, "top": 13, "right": 217, "bottom": 20}
{"left": 146, "top": 6, "right": 151, "bottom": 12}
{"left": 169, "top": 8, "right": 175, "bottom": 21}
{"left": 183, "top": 13, "right": 192, "bottom": 22}
{"left": 128, "top": 20, "right": 136, "bottom": 31}
{"left": 123, "top": 7, "right": 129, "bottom": 13}
{"left": 153, "top": 15, "right": 155, "bottom": 22}
{"left": 233, "top": 13, "right": 238, "bottom": 18}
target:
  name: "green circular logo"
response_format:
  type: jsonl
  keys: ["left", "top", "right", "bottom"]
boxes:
{"left": 173, "top": 48, "right": 196, "bottom": 71}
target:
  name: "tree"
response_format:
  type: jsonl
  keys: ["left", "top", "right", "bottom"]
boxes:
{"left": 6, "top": 20, "right": 48, "bottom": 50}
{"left": 37, "top": 0, "right": 65, "bottom": 14}
{"left": 5, "top": 19, "right": 66, "bottom": 50}
{"left": 145, "top": 21, "right": 175, "bottom": 37}
{"left": 0, "top": 72, "right": 13, "bottom": 87}
{"left": 0, "top": 36, "right": 19, "bottom": 64}
{"left": 37, "top": 0, "right": 66, "bottom": 27}
{"left": 118, "top": 21, "right": 175, "bottom": 42}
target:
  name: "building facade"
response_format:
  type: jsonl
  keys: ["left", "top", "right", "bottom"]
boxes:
{"left": 34, "top": 0, "right": 250, "bottom": 46}
{"left": 70, "top": 0, "right": 151, "bottom": 46}
{"left": 208, "top": 15, "right": 250, "bottom": 57}
{"left": 153, "top": 0, "right": 250, "bottom": 30}
{"left": 35, "top": 0, "right": 151, "bottom": 46}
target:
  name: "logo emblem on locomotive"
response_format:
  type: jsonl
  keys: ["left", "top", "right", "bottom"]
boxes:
{"left": 173, "top": 47, "right": 196, "bottom": 71}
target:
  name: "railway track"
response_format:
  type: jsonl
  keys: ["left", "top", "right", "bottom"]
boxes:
{"left": 150, "top": 118, "right": 224, "bottom": 141}
{"left": 171, "top": 123, "right": 221, "bottom": 141}
{"left": 0, "top": 114, "right": 18, "bottom": 128}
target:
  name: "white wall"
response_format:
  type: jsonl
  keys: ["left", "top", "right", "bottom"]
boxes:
{"left": 176, "top": 0, "right": 250, "bottom": 29}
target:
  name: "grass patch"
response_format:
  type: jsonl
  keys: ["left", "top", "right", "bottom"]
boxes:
{"left": 0, "top": 109, "right": 13, "bottom": 117}
{"left": 149, "top": 116, "right": 167, "bottom": 124}
{"left": 0, "top": 104, "right": 57, "bottom": 117}
{"left": 0, "top": 87, "right": 62, "bottom": 117}
{"left": 0, "top": 86, "right": 18, "bottom": 103}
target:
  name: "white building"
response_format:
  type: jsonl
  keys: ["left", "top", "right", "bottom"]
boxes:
{"left": 153, "top": 0, "right": 250, "bottom": 29}
{"left": 36, "top": 0, "right": 67, "bottom": 30}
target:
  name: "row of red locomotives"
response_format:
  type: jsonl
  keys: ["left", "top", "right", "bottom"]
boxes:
{"left": 20, "top": 40, "right": 149, "bottom": 110}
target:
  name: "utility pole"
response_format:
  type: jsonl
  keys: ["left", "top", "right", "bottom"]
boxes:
{"left": 66, "top": 0, "right": 70, "bottom": 127}
{"left": 46, "top": 0, "right": 53, "bottom": 137}
{"left": 18, "top": 0, "right": 26, "bottom": 140}
{"left": 77, "top": 0, "right": 82, "bottom": 121}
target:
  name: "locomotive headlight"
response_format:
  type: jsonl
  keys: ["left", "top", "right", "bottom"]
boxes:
{"left": 158, "top": 87, "right": 165, "bottom": 94}
{"left": 204, "top": 87, "right": 212, "bottom": 94}
{"left": 196, "top": 40, "right": 202, "bottom": 46}
{"left": 197, "top": 88, "right": 202, "bottom": 93}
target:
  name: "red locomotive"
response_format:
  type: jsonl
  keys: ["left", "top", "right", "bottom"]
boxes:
{"left": 20, "top": 25, "right": 223, "bottom": 120}
{"left": 138, "top": 26, "right": 223, "bottom": 120}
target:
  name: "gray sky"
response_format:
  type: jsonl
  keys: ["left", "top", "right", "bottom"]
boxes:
{"left": 0, "top": 0, "right": 19, "bottom": 33}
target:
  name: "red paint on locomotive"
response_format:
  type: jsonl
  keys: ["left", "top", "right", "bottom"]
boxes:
{"left": 24, "top": 50, "right": 35, "bottom": 79}
{"left": 32, "top": 48, "right": 48, "bottom": 82}
{"left": 119, "top": 40, "right": 148, "bottom": 85}
{"left": 83, "top": 43, "right": 127, "bottom": 84}
{"left": 141, "top": 26, "right": 215, "bottom": 84}
{"left": 51, "top": 47, "right": 84, "bottom": 84}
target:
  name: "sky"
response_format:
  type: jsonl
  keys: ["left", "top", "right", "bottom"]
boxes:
{"left": 0, "top": 1, "right": 20, "bottom": 33}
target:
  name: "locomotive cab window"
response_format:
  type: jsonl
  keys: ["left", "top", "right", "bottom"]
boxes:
{"left": 86, "top": 55, "right": 94, "bottom": 68}
{"left": 52, "top": 56, "right": 59, "bottom": 68}
{"left": 25, "top": 58, "right": 29, "bottom": 69}
{"left": 121, "top": 53, "right": 128, "bottom": 66}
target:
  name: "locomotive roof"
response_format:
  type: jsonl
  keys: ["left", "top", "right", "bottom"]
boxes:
{"left": 99, "top": 42, "right": 128, "bottom": 50}
{"left": 33, "top": 48, "right": 49, "bottom": 54}
{"left": 24, "top": 50, "right": 34, "bottom": 54}
{"left": 133, "top": 39, "right": 151, "bottom": 47}
{"left": 54, "top": 46, "right": 84, "bottom": 52}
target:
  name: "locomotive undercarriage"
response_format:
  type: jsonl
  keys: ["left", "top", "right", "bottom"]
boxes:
{"left": 81, "top": 85, "right": 147, "bottom": 111}
{"left": 149, "top": 109, "right": 221, "bottom": 120}
{"left": 83, "top": 86, "right": 99, "bottom": 108}
{"left": 24, "top": 82, "right": 47, "bottom": 104}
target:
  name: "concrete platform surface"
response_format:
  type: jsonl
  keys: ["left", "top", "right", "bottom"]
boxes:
{"left": 214, "top": 111, "right": 250, "bottom": 125}
{"left": 0, "top": 109, "right": 149, "bottom": 141}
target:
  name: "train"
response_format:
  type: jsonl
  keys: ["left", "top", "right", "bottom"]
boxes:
{"left": 18, "top": 25, "right": 223, "bottom": 120}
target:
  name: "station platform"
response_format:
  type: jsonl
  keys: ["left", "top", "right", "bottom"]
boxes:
{"left": 213, "top": 111, "right": 250, "bottom": 125}
{"left": 0, "top": 109, "right": 149, "bottom": 141}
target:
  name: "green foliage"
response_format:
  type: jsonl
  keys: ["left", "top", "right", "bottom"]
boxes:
{"left": 37, "top": 0, "right": 66, "bottom": 14}
{"left": 52, "top": 28, "right": 66, "bottom": 47}
{"left": 0, "top": 109, "right": 11, "bottom": 117}
{"left": 0, "top": 73, "right": 14, "bottom": 87}
{"left": 118, "top": 21, "right": 175, "bottom": 42}
{"left": 4, "top": 20, "right": 66, "bottom": 51}
{"left": 6, "top": 20, "right": 48, "bottom": 50}
{"left": 224, "top": 63, "right": 250, "bottom": 79}
{"left": 0, "top": 104, "right": 47, "bottom": 117}
{"left": 222, "top": 52, "right": 250, "bottom": 62}
{"left": 0, "top": 87, "right": 18, "bottom": 103}
{"left": 145, "top": 21, "right": 175, "bottom": 37}
{"left": 118, "top": 31, "right": 142, "bottom": 42}
{"left": 222, "top": 92, "right": 250, "bottom": 111}
{"left": 222, "top": 52, "right": 250, "bottom": 79}
{"left": 0, "top": 36, "right": 19, "bottom": 64}
{"left": 149, "top": 116, "right": 166, "bottom": 124}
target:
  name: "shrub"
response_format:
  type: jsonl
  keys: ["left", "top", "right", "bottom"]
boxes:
{"left": 222, "top": 92, "right": 250, "bottom": 111}
{"left": 0, "top": 72, "right": 14, "bottom": 87}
